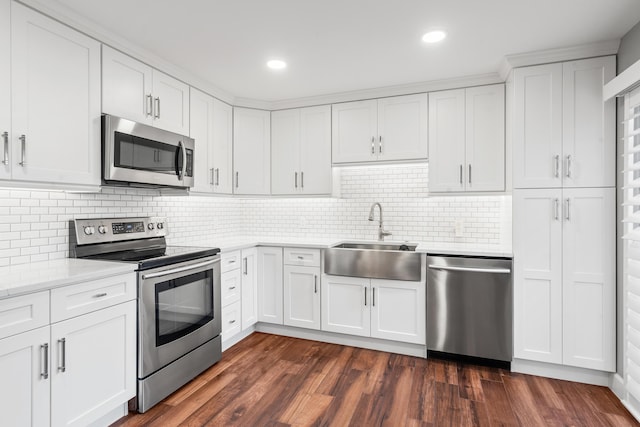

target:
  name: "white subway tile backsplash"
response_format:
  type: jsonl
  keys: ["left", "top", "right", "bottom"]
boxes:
{"left": 0, "top": 164, "right": 510, "bottom": 265}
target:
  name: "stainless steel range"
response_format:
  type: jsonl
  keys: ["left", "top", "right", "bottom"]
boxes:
{"left": 69, "top": 217, "right": 221, "bottom": 413}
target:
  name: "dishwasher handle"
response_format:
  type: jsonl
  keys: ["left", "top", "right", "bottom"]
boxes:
{"left": 428, "top": 264, "right": 511, "bottom": 274}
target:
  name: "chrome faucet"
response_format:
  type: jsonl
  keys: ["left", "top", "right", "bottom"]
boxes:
{"left": 368, "top": 202, "right": 392, "bottom": 241}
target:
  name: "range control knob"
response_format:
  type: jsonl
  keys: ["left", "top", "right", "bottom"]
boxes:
{"left": 148, "top": 223, "right": 155, "bottom": 230}
{"left": 98, "top": 225, "right": 107, "bottom": 234}
{"left": 83, "top": 226, "right": 95, "bottom": 235}
{"left": 157, "top": 222, "right": 164, "bottom": 230}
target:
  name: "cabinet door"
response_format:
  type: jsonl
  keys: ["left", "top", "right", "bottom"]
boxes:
{"left": 190, "top": 88, "right": 215, "bottom": 193}
{"left": 465, "top": 84, "right": 505, "bottom": 192}
{"left": 284, "top": 265, "right": 320, "bottom": 330}
{"left": 0, "top": 326, "right": 50, "bottom": 427}
{"left": 331, "top": 100, "right": 377, "bottom": 163}
{"left": 513, "top": 63, "right": 563, "bottom": 189}
{"left": 513, "top": 189, "right": 563, "bottom": 363}
{"left": 428, "top": 89, "right": 466, "bottom": 192}
{"left": 257, "top": 247, "right": 283, "bottom": 324}
{"left": 222, "top": 301, "right": 242, "bottom": 342}
{"left": 321, "top": 275, "right": 370, "bottom": 337}
{"left": 0, "top": 0, "right": 9, "bottom": 181}
{"left": 562, "top": 187, "right": 615, "bottom": 371}
{"left": 101, "top": 45, "right": 153, "bottom": 125}
{"left": 377, "top": 93, "right": 428, "bottom": 161}
{"left": 300, "top": 105, "right": 332, "bottom": 194}
{"left": 370, "top": 279, "right": 425, "bottom": 344}
{"left": 233, "top": 108, "right": 271, "bottom": 194}
{"left": 271, "top": 109, "right": 301, "bottom": 195}
{"left": 50, "top": 301, "right": 136, "bottom": 427}
{"left": 562, "top": 56, "right": 616, "bottom": 188}
{"left": 11, "top": 3, "right": 101, "bottom": 186}
{"left": 212, "top": 98, "right": 233, "bottom": 194}
{"left": 241, "top": 247, "right": 258, "bottom": 329}
{"left": 152, "top": 69, "right": 190, "bottom": 135}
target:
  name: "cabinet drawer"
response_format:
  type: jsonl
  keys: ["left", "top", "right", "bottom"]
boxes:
{"left": 284, "top": 248, "right": 321, "bottom": 267}
{"left": 51, "top": 273, "right": 136, "bottom": 322}
{"left": 221, "top": 251, "right": 241, "bottom": 273}
{"left": 221, "top": 269, "right": 241, "bottom": 307}
{"left": 0, "top": 291, "right": 49, "bottom": 339}
{"left": 222, "top": 300, "right": 241, "bottom": 340}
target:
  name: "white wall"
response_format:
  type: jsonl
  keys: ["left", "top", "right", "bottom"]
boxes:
{"left": 0, "top": 164, "right": 511, "bottom": 266}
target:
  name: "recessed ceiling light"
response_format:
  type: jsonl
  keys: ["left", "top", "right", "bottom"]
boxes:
{"left": 422, "top": 30, "right": 446, "bottom": 44}
{"left": 267, "top": 59, "right": 287, "bottom": 70}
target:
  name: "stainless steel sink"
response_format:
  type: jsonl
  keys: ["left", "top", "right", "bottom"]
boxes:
{"left": 324, "top": 242, "right": 423, "bottom": 281}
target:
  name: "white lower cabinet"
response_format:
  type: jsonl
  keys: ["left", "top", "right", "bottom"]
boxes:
{"left": 50, "top": 301, "right": 136, "bottom": 427}
{"left": 221, "top": 301, "right": 242, "bottom": 339}
{"left": 0, "top": 325, "right": 50, "bottom": 427}
{"left": 0, "top": 273, "right": 136, "bottom": 427}
{"left": 257, "top": 247, "right": 284, "bottom": 324}
{"left": 321, "top": 275, "right": 426, "bottom": 344}
{"left": 283, "top": 265, "right": 321, "bottom": 330}
{"left": 241, "top": 247, "right": 258, "bottom": 329}
{"left": 513, "top": 187, "right": 615, "bottom": 371}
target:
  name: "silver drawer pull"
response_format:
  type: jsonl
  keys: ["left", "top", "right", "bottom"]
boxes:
{"left": 229, "top": 319, "right": 236, "bottom": 324}
{"left": 229, "top": 286, "right": 236, "bottom": 290}
{"left": 297, "top": 256, "right": 304, "bottom": 260}
{"left": 93, "top": 292, "right": 107, "bottom": 298}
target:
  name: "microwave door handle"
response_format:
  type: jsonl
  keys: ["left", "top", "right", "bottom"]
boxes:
{"left": 176, "top": 141, "right": 186, "bottom": 180}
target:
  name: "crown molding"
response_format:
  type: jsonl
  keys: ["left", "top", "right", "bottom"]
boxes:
{"left": 499, "top": 39, "right": 620, "bottom": 80}
{"left": 17, "top": 0, "right": 236, "bottom": 105}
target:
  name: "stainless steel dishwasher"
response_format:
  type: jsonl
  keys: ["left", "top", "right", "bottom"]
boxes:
{"left": 427, "top": 255, "right": 513, "bottom": 362}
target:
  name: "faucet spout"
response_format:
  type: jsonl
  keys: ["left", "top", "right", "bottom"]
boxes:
{"left": 368, "top": 202, "right": 392, "bottom": 241}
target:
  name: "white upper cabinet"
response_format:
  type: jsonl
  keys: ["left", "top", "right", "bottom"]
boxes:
{"left": 562, "top": 57, "right": 615, "bottom": 188}
{"left": 190, "top": 89, "right": 233, "bottom": 194}
{"left": 428, "top": 84, "right": 505, "bottom": 192}
{"left": 332, "top": 93, "right": 428, "bottom": 164}
{"left": 9, "top": 2, "right": 101, "bottom": 186}
{"left": 102, "top": 46, "right": 189, "bottom": 135}
{"left": 272, "top": 105, "right": 331, "bottom": 195}
{"left": 233, "top": 107, "right": 271, "bottom": 195}
{"left": 513, "top": 56, "right": 615, "bottom": 189}
{"left": 0, "top": 0, "right": 9, "bottom": 181}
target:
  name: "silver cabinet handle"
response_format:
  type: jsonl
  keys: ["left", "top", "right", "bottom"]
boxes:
{"left": 379, "top": 136, "right": 382, "bottom": 154}
{"left": 1, "top": 131, "right": 7, "bottom": 165}
{"left": 294, "top": 172, "right": 298, "bottom": 189}
{"left": 554, "top": 198, "right": 559, "bottom": 220}
{"left": 565, "top": 198, "right": 570, "bottom": 221}
{"left": 554, "top": 155, "right": 560, "bottom": 178}
{"left": 428, "top": 265, "right": 511, "bottom": 274}
{"left": 301, "top": 171, "right": 304, "bottom": 189}
{"left": 154, "top": 97, "right": 161, "bottom": 119}
{"left": 228, "top": 259, "right": 236, "bottom": 264}
{"left": 314, "top": 275, "right": 318, "bottom": 293}
{"left": 235, "top": 171, "right": 239, "bottom": 188}
{"left": 18, "top": 134, "right": 26, "bottom": 166}
{"left": 41, "top": 343, "right": 49, "bottom": 379}
{"left": 93, "top": 292, "right": 107, "bottom": 298}
{"left": 243, "top": 257, "right": 248, "bottom": 275}
{"left": 468, "top": 164, "right": 472, "bottom": 185}
{"left": 229, "top": 286, "right": 236, "bottom": 290}
{"left": 459, "top": 164, "right": 463, "bottom": 185}
{"left": 372, "top": 287, "right": 376, "bottom": 307}
{"left": 565, "top": 155, "right": 572, "bottom": 178}
{"left": 146, "top": 94, "right": 153, "bottom": 117}
{"left": 297, "top": 255, "right": 304, "bottom": 260}
{"left": 371, "top": 136, "right": 375, "bottom": 154}
{"left": 229, "top": 319, "right": 236, "bottom": 324}
{"left": 216, "top": 168, "right": 220, "bottom": 186}
{"left": 58, "top": 338, "right": 66, "bottom": 372}
{"left": 210, "top": 168, "right": 214, "bottom": 185}
{"left": 364, "top": 287, "right": 367, "bottom": 306}
{"left": 142, "top": 258, "right": 219, "bottom": 279}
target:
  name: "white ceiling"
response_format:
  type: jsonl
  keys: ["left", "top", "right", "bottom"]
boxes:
{"left": 51, "top": 0, "right": 640, "bottom": 102}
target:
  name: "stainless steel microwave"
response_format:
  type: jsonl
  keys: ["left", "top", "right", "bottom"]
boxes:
{"left": 102, "top": 114, "right": 194, "bottom": 189}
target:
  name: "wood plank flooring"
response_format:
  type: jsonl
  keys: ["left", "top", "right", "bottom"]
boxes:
{"left": 112, "top": 333, "right": 638, "bottom": 426}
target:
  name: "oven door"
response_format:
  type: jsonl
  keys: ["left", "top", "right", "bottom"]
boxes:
{"left": 138, "top": 256, "right": 220, "bottom": 378}
{"left": 103, "top": 114, "right": 194, "bottom": 188}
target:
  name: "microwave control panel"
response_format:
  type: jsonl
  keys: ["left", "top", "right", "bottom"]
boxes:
{"left": 72, "top": 217, "right": 167, "bottom": 245}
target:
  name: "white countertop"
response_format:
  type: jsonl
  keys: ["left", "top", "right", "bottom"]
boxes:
{"left": 206, "top": 237, "right": 512, "bottom": 258}
{"left": 0, "top": 258, "right": 137, "bottom": 299}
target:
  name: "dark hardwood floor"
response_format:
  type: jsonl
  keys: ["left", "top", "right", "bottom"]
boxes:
{"left": 113, "top": 333, "right": 639, "bottom": 426}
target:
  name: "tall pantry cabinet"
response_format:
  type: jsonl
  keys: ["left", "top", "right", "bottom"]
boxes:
{"left": 512, "top": 56, "right": 616, "bottom": 372}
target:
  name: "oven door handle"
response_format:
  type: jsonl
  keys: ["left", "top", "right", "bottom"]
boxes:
{"left": 142, "top": 258, "right": 219, "bottom": 280}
